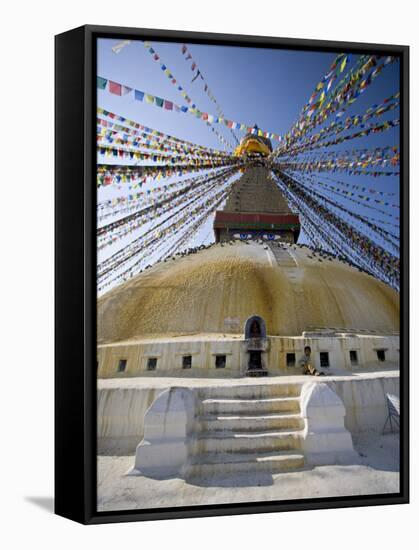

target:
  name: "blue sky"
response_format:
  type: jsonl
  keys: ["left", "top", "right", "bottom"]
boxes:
{"left": 97, "top": 38, "right": 399, "bottom": 151}
{"left": 97, "top": 38, "right": 400, "bottom": 291}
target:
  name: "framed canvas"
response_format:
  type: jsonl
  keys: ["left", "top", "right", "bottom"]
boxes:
{"left": 55, "top": 25, "right": 409, "bottom": 524}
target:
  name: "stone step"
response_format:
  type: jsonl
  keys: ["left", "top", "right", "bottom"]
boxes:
{"left": 200, "top": 397, "right": 300, "bottom": 415}
{"left": 191, "top": 430, "right": 303, "bottom": 454}
{"left": 196, "top": 383, "right": 302, "bottom": 401}
{"left": 198, "top": 413, "right": 304, "bottom": 432}
{"left": 185, "top": 451, "right": 305, "bottom": 478}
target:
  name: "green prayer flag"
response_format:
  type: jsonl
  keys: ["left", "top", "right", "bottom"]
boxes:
{"left": 97, "top": 76, "right": 107, "bottom": 90}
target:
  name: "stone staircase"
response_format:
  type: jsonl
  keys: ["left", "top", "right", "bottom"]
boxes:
{"left": 185, "top": 383, "right": 305, "bottom": 481}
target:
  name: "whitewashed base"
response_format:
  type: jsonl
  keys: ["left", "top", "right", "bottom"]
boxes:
{"left": 301, "top": 382, "right": 358, "bottom": 466}
{"left": 128, "top": 387, "right": 196, "bottom": 478}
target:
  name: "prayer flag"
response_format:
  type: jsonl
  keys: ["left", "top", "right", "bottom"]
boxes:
{"left": 308, "top": 92, "right": 317, "bottom": 104}
{"left": 135, "top": 90, "right": 144, "bottom": 101}
{"left": 112, "top": 40, "right": 131, "bottom": 54}
{"left": 145, "top": 94, "right": 154, "bottom": 104}
{"left": 326, "top": 75, "right": 336, "bottom": 92}
{"left": 97, "top": 76, "right": 107, "bottom": 89}
{"left": 121, "top": 85, "right": 132, "bottom": 95}
{"left": 109, "top": 81, "right": 122, "bottom": 96}
{"left": 155, "top": 97, "right": 164, "bottom": 107}
{"left": 164, "top": 100, "right": 173, "bottom": 110}
{"left": 307, "top": 105, "right": 316, "bottom": 117}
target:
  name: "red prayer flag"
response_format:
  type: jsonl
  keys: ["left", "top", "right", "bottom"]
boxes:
{"left": 164, "top": 100, "right": 173, "bottom": 110}
{"left": 109, "top": 81, "right": 122, "bottom": 96}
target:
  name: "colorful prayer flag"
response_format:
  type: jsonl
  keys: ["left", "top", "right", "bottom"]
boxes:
{"left": 109, "top": 81, "right": 122, "bottom": 96}
{"left": 135, "top": 90, "right": 144, "bottom": 102}
{"left": 97, "top": 76, "right": 107, "bottom": 90}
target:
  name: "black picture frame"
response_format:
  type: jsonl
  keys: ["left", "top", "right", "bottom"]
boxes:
{"left": 55, "top": 24, "right": 409, "bottom": 525}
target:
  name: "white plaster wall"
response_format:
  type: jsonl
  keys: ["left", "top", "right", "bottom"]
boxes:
{"left": 97, "top": 387, "right": 163, "bottom": 454}
{"left": 327, "top": 375, "right": 399, "bottom": 434}
{"left": 97, "top": 374, "right": 399, "bottom": 455}
{"left": 98, "top": 334, "right": 399, "bottom": 378}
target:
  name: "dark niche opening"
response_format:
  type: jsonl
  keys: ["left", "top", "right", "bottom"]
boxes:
{"left": 244, "top": 315, "right": 267, "bottom": 339}
{"left": 320, "top": 352, "right": 330, "bottom": 367}
{"left": 182, "top": 355, "right": 192, "bottom": 369}
{"left": 349, "top": 350, "right": 358, "bottom": 365}
{"left": 117, "top": 359, "right": 127, "bottom": 373}
{"left": 376, "top": 349, "right": 386, "bottom": 362}
{"left": 147, "top": 357, "right": 157, "bottom": 371}
{"left": 248, "top": 350, "right": 262, "bottom": 370}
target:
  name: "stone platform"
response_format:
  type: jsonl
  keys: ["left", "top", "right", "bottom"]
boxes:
{"left": 97, "top": 370, "right": 400, "bottom": 511}
{"left": 98, "top": 369, "right": 399, "bottom": 456}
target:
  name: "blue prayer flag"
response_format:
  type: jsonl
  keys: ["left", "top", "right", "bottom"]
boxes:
{"left": 135, "top": 90, "right": 145, "bottom": 102}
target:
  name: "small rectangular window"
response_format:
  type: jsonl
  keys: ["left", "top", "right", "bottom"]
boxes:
{"left": 182, "top": 355, "right": 192, "bottom": 369}
{"left": 118, "top": 359, "right": 127, "bottom": 372}
{"left": 147, "top": 357, "right": 157, "bottom": 371}
{"left": 349, "top": 350, "right": 358, "bottom": 365}
{"left": 286, "top": 353, "right": 296, "bottom": 367}
{"left": 376, "top": 349, "right": 386, "bottom": 362}
{"left": 215, "top": 355, "right": 226, "bottom": 368}
{"left": 320, "top": 352, "right": 330, "bottom": 367}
